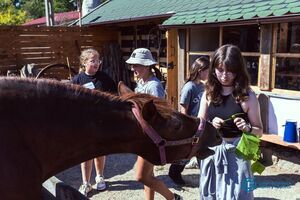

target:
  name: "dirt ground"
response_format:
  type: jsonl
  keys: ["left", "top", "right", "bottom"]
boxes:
{"left": 56, "top": 153, "right": 300, "bottom": 200}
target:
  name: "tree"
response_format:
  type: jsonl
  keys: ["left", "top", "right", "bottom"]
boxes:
{"left": 0, "top": 0, "right": 27, "bottom": 25}
{"left": 21, "top": 0, "right": 77, "bottom": 19}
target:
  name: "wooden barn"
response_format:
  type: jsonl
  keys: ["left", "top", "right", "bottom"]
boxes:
{"left": 76, "top": 0, "right": 300, "bottom": 149}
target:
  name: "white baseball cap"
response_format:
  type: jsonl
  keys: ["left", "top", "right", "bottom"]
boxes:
{"left": 126, "top": 48, "right": 157, "bottom": 66}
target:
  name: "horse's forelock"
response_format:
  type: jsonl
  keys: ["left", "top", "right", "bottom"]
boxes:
{"left": 121, "top": 93, "right": 174, "bottom": 118}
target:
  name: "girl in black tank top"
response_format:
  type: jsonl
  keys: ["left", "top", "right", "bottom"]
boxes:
{"left": 207, "top": 94, "right": 249, "bottom": 138}
{"left": 198, "top": 45, "right": 263, "bottom": 200}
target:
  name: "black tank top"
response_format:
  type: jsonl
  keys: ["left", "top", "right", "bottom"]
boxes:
{"left": 207, "top": 94, "right": 249, "bottom": 138}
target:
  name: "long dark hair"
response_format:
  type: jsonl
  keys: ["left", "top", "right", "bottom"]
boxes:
{"left": 187, "top": 56, "right": 209, "bottom": 83}
{"left": 151, "top": 65, "right": 164, "bottom": 81}
{"left": 206, "top": 44, "right": 250, "bottom": 104}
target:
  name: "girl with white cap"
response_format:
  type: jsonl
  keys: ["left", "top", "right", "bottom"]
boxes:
{"left": 126, "top": 48, "right": 181, "bottom": 200}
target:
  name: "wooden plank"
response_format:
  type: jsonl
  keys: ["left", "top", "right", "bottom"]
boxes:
{"left": 188, "top": 51, "right": 213, "bottom": 56}
{"left": 0, "top": 26, "right": 118, "bottom": 73}
{"left": 178, "top": 29, "right": 186, "bottom": 110}
{"left": 261, "top": 134, "right": 300, "bottom": 151}
{"left": 271, "top": 24, "right": 278, "bottom": 90}
{"left": 185, "top": 28, "right": 190, "bottom": 80}
{"left": 270, "top": 88, "right": 300, "bottom": 96}
{"left": 241, "top": 52, "right": 261, "bottom": 57}
{"left": 275, "top": 53, "right": 300, "bottom": 58}
{"left": 166, "top": 29, "right": 178, "bottom": 110}
{"left": 258, "top": 24, "right": 273, "bottom": 91}
{"left": 278, "top": 23, "right": 288, "bottom": 53}
{"left": 219, "top": 26, "right": 223, "bottom": 46}
{"left": 258, "top": 54, "right": 271, "bottom": 90}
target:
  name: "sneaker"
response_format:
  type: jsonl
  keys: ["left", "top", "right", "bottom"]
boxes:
{"left": 185, "top": 157, "right": 199, "bottom": 169}
{"left": 95, "top": 175, "right": 106, "bottom": 191}
{"left": 173, "top": 193, "right": 183, "bottom": 200}
{"left": 78, "top": 182, "right": 92, "bottom": 196}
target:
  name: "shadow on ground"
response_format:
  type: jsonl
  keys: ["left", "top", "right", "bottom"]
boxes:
{"left": 254, "top": 173, "right": 300, "bottom": 188}
{"left": 105, "top": 153, "right": 137, "bottom": 178}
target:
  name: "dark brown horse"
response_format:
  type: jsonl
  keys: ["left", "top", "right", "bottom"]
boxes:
{"left": 0, "top": 77, "right": 221, "bottom": 200}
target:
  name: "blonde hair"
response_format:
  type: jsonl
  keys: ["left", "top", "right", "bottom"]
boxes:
{"left": 79, "top": 48, "right": 100, "bottom": 71}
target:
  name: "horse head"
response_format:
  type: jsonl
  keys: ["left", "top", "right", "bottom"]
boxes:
{"left": 118, "top": 81, "right": 222, "bottom": 165}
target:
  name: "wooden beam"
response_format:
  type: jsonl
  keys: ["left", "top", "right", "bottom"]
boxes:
{"left": 278, "top": 23, "right": 288, "bottom": 53}
{"left": 188, "top": 51, "right": 213, "bottom": 56}
{"left": 275, "top": 53, "right": 300, "bottom": 58}
{"left": 178, "top": 29, "right": 186, "bottom": 110}
{"left": 166, "top": 29, "right": 178, "bottom": 109}
{"left": 261, "top": 134, "right": 300, "bottom": 151}
{"left": 258, "top": 24, "right": 273, "bottom": 91}
{"left": 185, "top": 28, "right": 190, "bottom": 80}
{"left": 271, "top": 24, "right": 278, "bottom": 90}
{"left": 219, "top": 26, "right": 223, "bottom": 46}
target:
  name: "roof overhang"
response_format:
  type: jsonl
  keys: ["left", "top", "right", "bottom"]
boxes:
{"left": 159, "top": 14, "right": 300, "bottom": 29}
{"left": 72, "top": 13, "right": 174, "bottom": 27}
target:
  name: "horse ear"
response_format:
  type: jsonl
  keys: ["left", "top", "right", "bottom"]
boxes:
{"left": 141, "top": 100, "right": 157, "bottom": 121}
{"left": 118, "top": 81, "right": 133, "bottom": 96}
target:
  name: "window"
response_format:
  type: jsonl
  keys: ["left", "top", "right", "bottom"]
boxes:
{"left": 275, "top": 22, "right": 300, "bottom": 91}
{"left": 244, "top": 56, "right": 259, "bottom": 86}
{"left": 223, "top": 25, "right": 260, "bottom": 52}
{"left": 189, "top": 27, "right": 219, "bottom": 52}
{"left": 223, "top": 25, "right": 260, "bottom": 86}
{"left": 185, "top": 27, "right": 219, "bottom": 80}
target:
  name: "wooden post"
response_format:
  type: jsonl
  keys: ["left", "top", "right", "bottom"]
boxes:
{"left": 271, "top": 24, "right": 278, "bottom": 90}
{"left": 258, "top": 24, "right": 273, "bottom": 91}
{"left": 278, "top": 23, "right": 288, "bottom": 53}
{"left": 166, "top": 29, "right": 178, "bottom": 110}
{"left": 185, "top": 28, "right": 190, "bottom": 80}
{"left": 219, "top": 26, "right": 223, "bottom": 47}
{"left": 178, "top": 29, "right": 186, "bottom": 110}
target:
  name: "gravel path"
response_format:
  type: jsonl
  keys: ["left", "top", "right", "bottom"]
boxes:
{"left": 56, "top": 153, "right": 300, "bottom": 200}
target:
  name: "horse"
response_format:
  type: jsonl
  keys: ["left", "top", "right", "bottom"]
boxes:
{"left": 0, "top": 77, "right": 221, "bottom": 200}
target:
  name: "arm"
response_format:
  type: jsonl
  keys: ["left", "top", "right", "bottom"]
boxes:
{"left": 234, "top": 91, "right": 263, "bottom": 137}
{"left": 179, "top": 83, "right": 191, "bottom": 115}
{"left": 197, "top": 91, "right": 208, "bottom": 120}
{"left": 179, "top": 104, "right": 189, "bottom": 115}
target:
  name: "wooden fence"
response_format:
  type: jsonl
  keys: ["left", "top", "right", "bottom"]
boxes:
{"left": 0, "top": 26, "right": 118, "bottom": 76}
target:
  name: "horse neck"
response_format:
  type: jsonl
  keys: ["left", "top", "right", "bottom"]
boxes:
{"left": 38, "top": 94, "right": 147, "bottom": 179}
{"left": 5, "top": 81, "right": 143, "bottom": 180}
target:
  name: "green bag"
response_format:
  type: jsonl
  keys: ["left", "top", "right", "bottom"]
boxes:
{"left": 235, "top": 132, "right": 265, "bottom": 174}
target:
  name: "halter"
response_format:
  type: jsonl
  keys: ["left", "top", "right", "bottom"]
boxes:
{"left": 131, "top": 101, "right": 206, "bottom": 165}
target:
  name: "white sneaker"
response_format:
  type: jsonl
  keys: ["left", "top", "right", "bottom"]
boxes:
{"left": 185, "top": 157, "right": 199, "bottom": 169}
{"left": 79, "top": 182, "right": 92, "bottom": 196}
{"left": 95, "top": 175, "right": 106, "bottom": 191}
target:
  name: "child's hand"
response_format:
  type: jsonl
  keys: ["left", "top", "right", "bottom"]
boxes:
{"left": 234, "top": 117, "right": 250, "bottom": 132}
{"left": 212, "top": 117, "right": 224, "bottom": 129}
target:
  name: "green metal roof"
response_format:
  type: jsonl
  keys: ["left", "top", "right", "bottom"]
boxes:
{"left": 79, "top": 0, "right": 300, "bottom": 26}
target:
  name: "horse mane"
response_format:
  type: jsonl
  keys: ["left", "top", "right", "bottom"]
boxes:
{"left": 0, "top": 77, "right": 175, "bottom": 117}
{"left": 0, "top": 77, "right": 129, "bottom": 110}
{"left": 120, "top": 93, "right": 175, "bottom": 118}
